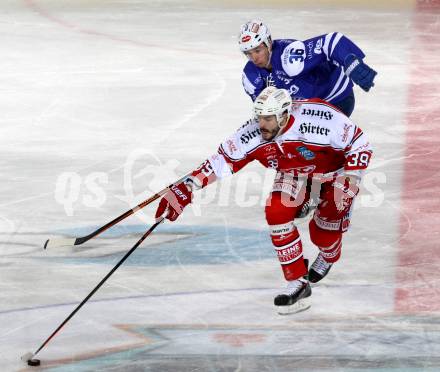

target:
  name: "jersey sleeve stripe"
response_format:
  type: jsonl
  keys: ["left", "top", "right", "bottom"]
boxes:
{"left": 327, "top": 32, "right": 338, "bottom": 58}
{"left": 348, "top": 129, "right": 364, "bottom": 148}
{"left": 348, "top": 128, "right": 360, "bottom": 146}
{"left": 330, "top": 32, "right": 344, "bottom": 57}
{"left": 325, "top": 73, "right": 350, "bottom": 102}
{"left": 323, "top": 32, "right": 335, "bottom": 60}
{"left": 242, "top": 72, "right": 257, "bottom": 97}
{"left": 324, "top": 69, "right": 345, "bottom": 100}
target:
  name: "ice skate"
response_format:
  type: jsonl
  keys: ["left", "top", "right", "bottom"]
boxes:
{"left": 308, "top": 253, "right": 333, "bottom": 283}
{"left": 274, "top": 279, "right": 312, "bottom": 315}
{"left": 296, "top": 197, "right": 319, "bottom": 219}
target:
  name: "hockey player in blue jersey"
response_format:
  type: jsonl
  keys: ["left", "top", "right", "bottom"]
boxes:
{"left": 239, "top": 20, "right": 377, "bottom": 117}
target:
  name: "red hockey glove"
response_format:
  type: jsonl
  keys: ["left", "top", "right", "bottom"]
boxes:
{"left": 155, "top": 182, "right": 193, "bottom": 222}
{"left": 155, "top": 158, "right": 218, "bottom": 222}
{"left": 320, "top": 176, "right": 359, "bottom": 219}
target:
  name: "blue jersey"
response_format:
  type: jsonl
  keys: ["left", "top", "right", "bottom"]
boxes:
{"left": 242, "top": 32, "right": 365, "bottom": 104}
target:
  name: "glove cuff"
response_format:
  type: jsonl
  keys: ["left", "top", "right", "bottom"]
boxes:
{"left": 345, "top": 59, "right": 360, "bottom": 77}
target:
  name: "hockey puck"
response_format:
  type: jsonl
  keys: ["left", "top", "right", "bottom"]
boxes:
{"left": 27, "top": 359, "right": 41, "bottom": 366}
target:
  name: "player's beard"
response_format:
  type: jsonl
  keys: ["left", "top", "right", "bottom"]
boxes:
{"left": 261, "top": 126, "right": 280, "bottom": 141}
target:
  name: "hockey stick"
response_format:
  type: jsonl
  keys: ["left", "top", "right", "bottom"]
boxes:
{"left": 22, "top": 218, "right": 164, "bottom": 367}
{"left": 44, "top": 172, "right": 191, "bottom": 249}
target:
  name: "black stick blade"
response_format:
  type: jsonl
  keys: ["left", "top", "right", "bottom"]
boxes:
{"left": 28, "top": 359, "right": 41, "bottom": 366}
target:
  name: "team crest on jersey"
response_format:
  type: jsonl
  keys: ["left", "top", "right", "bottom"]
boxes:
{"left": 296, "top": 146, "right": 315, "bottom": 160}
{"left": 314, "top": 38, "right": 323, "bottom": 54}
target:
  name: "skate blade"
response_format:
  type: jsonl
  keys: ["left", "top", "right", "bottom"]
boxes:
{"left": 276, "top": 297, "right": 311, "bottom": 315}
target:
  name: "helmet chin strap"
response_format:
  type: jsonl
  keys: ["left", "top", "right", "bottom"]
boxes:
{"left": 273, "top": 115, "right": 288, "bottom": 139}
{"left": 265, "top": 41, "right": 273, "bottom": 69}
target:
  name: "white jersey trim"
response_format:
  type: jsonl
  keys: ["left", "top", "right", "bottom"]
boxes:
{"left": 208, "top": 153, "right": 233, "bottom": 179}
{"left": 326, "top": 72, "right": 350, "bottom": 102}
{"left": 323, "top": 32, "right": 335, "bottom": 60}
{"left": 330, "top": 32, "right": 344, "bottom": 57}
{"left": 324, "top": 69, "right": 345, "bottom": 101}
{"left": 242, "top": 72, "right": 256, "bottom": 96}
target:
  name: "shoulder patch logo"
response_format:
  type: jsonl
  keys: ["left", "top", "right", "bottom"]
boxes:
{"left": 342, "top": 123, "right": 352, "bottom": 142}
{"left": 314, "top": 38, "right": 323, "bottom": 54}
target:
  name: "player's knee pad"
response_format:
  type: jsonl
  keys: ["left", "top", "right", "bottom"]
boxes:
{"left": 314, "top": 183, "right": 356, "bottom": 232}
{"left": 309, "top": 219, "right": 342, "bottom": 246}
{"left": 269, "top": 220, "right": 297, "bottom": 246}
{"left": 309, "top": 219, "right": 342, "bottom": 263}
{"left": 265, "top": 192, "right": 300, "bottom": 225}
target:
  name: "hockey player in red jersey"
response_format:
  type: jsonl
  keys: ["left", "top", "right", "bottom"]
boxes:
{"left": 155, "top": 87, "right": 372, "bottom": 314}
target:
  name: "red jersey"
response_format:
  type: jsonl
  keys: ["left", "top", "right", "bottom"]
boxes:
{"left": 207, "top": 100, "right": 372, "bottom": 180}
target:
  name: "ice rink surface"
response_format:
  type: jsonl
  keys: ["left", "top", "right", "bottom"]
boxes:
{"left": 1, "top": 0, "right": 440, "bottom": 370}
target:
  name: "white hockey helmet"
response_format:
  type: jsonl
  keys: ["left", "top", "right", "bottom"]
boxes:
{"left": 238, "top": 20, "right": 272, "bottom": 52}
{"left": 254, "top": 87, "right": 292, "bottom": 124}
